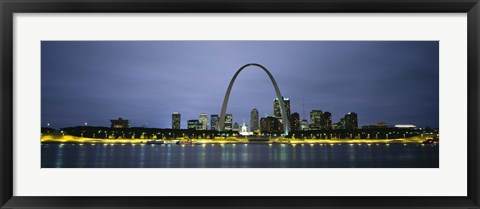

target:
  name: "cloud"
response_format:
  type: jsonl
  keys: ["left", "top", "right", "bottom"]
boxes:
{"left": 42, "top": 41, "right": 439, "bottom": 128}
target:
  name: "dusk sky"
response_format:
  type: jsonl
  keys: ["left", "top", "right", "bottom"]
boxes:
{"left": 41, "top": 41, "right": 439, "bottom": 129}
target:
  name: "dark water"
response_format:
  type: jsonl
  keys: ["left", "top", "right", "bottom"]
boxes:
{"left": 41, "top": 143, "right": 439, "bottom": 168}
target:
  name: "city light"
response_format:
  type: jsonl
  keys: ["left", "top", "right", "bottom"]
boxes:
{"left": 40, "top": 41, "right": 439, "bottom": 168}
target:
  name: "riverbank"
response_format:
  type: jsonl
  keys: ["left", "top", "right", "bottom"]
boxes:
{"left": 41, "top": 134, "right": 428, "bottom": 144}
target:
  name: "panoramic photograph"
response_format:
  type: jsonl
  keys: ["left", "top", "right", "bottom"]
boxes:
{"left": 41, "top": 41, "right": 439, "bottom": 168}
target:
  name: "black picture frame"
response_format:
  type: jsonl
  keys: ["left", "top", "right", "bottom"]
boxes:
{"left": 1, "top": 0, "right": 479, "bottom": 208}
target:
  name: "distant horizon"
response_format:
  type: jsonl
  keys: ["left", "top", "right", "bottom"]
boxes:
{"left": 42, "top": 111, "right": 438, "bottom": 130}
{"left": 41, "top": 41, "right": 439, "bottom": 129}
{"left": 42, "top": 123, "right": 437, "bottom": 130}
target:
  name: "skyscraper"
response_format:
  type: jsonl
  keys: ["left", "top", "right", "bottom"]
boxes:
{"left": 344, "top": 112, "right": 358, "bottom": 130}
{"left": 274, "top": 97, "right": 291, "bottom": 118}
{"left": 274, "top": 97, "right": 290, "bottom": 132}
{"left": 250, "top": 108, "right": 259, "bottom": 132}
{"left": 172, "top": 112, "right": 181, "bottom": 129}
{"left": 290, "top": 112, "right": 300, "bottom": 132}
{"left": 322, "top": 111, "right": 332, "bottom": 130}
{"left": 210, "top": 114, "right": 219, "bottom": 131}
{"left": 224, "top": 114, "right": 233, "bottom": 131}
{"left": 310, "top": 110, "right": 322, "bottom": 130}
{"left": 199, "top": 113, "right": 208, "bottom": 130}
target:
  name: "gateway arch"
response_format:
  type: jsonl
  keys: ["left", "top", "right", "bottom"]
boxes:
{"left": 219, "top": 63, "right": 290, "bottom": 135}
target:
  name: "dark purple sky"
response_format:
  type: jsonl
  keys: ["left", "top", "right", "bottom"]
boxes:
{"left": 41, "top": 41, "right": 439, "bottom": 129}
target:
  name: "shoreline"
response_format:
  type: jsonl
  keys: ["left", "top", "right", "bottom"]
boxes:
{"left": 41, "top": 135, "right": 431, "bottom": 145}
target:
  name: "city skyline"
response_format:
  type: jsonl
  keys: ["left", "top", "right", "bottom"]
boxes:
{"left": 42, "top": 41, "right": 439, "bottom": 129}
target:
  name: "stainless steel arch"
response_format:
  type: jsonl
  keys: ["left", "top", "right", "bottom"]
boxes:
{"left": 219, "top": 63, "right": 289, "bottom": 135}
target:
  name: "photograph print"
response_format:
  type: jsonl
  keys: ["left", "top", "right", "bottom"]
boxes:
{"left": 41, "top": 41, "right": 439, "bottom": 168}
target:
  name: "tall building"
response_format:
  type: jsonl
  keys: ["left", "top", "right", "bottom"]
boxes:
{"left": 199, "top": 113, "right": 208, "bottom": 130}
{"left": 210, "top": 114, "right": 219, "bottom": 131}
{"left": 274, "top": 97, "right": 290, "bottom": 132}
{"left": 187, "top": 119, "right": 202, "bottom": 130}
{"left": 309, "top": 110, "right": 322, "bottom": 130}
{"left": 322, "top": 111, "right": 332, "bottom": 130}
{"left": 344, "top": 112, "right": 358, "bottom": 130}
{"left": 110, "top": 118, "right": 129, "bottom": 128}
{"left": 224, "top": 114, "right": 233, "bottom": 131}
{"left": 260, "top": 116, "right": 282, "bottom": 133}
{"left": 290, "top": 112, "right": 300, "bottom": 132}
{"left": 172, "top": 112, "right": 181, "bottom": 129}
{"left": 250, "top": 108, "right": 259, "bottom": 132}
{"left": 273, "top": 97, "right": 291, "bottom": 118}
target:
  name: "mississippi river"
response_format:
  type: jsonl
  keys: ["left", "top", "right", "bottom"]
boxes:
{"left": 41, "top": 143, "right": 438, "bottom": 168}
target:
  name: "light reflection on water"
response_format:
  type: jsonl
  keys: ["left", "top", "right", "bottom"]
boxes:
{"left": 41, "top": 143, "right": 439, "bottom": 168}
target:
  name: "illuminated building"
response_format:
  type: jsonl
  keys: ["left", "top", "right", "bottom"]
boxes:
{"left": 322, "top": 111, "right": 332, "bottom": 130}
{"left": 172, "top": 112, "right": 181, "bottom": 129}
{"left": 394, "top": 124, "right": 416, "bottom": 129}
{"left": 274, "top": 97, "right": 290, "bottom": 131}
{"left": 290, "top": 112, "right": 300, "bottom": 132}
{"left": 260, "top": 116, "right": 282, "bottom": 132}
{"left": 250, "top": 108, "right": 259, "bottom": 132}
{"left": 233, "top": 122, "right": 239, "bottom": 132}
{"left": 300, "top": 119, "right": 309, "bottom": 131}
{"left": 239, "top": 122, "right": 253, "bottom": 136}
{"left": 224, "top": 114, "right": 233, "bottom": 131}
{"left": 309, "top": 110, "right": 322, "bottom": 130}
{"left": 210, "top": 114, "right": 219, "bottom": 131}
{"left": 274, "top": 97, "right": 291, "bottom": 118}
{"left": 344, "top": 112, "right": 358, "bottom": 130}
{"left": 199, "top": 113, "right": 208, "bottom": 130}
{"left": 187, "top": 120, "right": 203, "bottom": 130}
{"left": 110, "top": 118, "right": 129, "bottom": 129}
